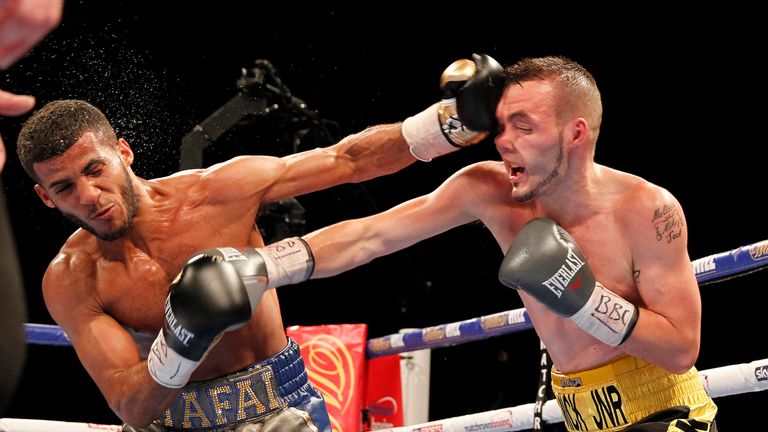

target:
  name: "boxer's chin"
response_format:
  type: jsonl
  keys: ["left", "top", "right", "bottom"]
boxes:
{"left": 62, "top": 210, "right": 134, "bottom": 242}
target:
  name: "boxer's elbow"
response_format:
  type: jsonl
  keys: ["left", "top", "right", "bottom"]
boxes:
{"left": 106, "top": 380, "right": 171, "bottom": 428}
{"left": 113, "top": 403, "right": 162, "bottom": 429}
{"left": 665, "top": 337, "right": 700, "bottom": 374}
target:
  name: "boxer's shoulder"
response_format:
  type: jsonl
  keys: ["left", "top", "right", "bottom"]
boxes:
{"left": 150, "top": 168, "right": 203, "bottom": 186}
{"left": 600, "top": 166, "right": 666, "bottom": 208}
{"left": 54, "top": 230, "right": 100, "bottom": 265}
{"left": 613, "top": 176, "right": 683, "bottom": 234}
{"left": 43, "top": 234, "right": 100, "bottom": 296}
{"left": 42, "top": 245, "right": 103, "bottom": 329}
{"left": 149, "top": 165, "right": 241, "bottom": 203}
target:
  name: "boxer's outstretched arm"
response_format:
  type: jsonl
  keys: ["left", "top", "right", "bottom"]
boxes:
{"left": 42, "top": 252, "right": 179, "bottom": 427}
{"left": 263, "top": 123, "right": 416, "bottom": 203}
{"left": 191, "top": 54, "right": 505, "bottom": 208}
{"left": 188, "top": 123, "right": 415, "bottom": 210}
{"left": 303, "top": 162, "right": 495, "bottom": 278}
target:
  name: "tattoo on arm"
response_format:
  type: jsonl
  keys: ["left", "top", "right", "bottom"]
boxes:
{"left": 652, "top": 203, "right": 684, "bottom": 244}
{"left": 633, "top": 269, "right": 641, "bottom": 285}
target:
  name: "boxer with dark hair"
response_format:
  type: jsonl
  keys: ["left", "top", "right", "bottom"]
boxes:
{"left": 15, "top": 54, "right": 504, "bottom": 431}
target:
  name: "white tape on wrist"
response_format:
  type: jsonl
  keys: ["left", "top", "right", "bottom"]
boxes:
{"left": 401, "top": 102, "right": 458, "bottom": 162}
{"left": 262, "top": 237, "right": 314, "bottom": 288}
{"left": 570, "top": 282, "right": 638, "bottom": 347}
{"left": 147, "top": 331, "right": 199, "bottom": 388}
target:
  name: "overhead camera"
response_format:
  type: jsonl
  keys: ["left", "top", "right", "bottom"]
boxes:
{"left": 180, "top": 59, "right": 337, "bottom": 240}
{"left": 238, "top": 60, "right": 288, "bottom": 96}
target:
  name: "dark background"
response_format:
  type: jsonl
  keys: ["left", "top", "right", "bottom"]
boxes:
{"left": 1, "top": 1, "right": 765, "bottom": 429}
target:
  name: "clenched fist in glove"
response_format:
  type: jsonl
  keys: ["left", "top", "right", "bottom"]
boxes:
{"left": 498, "top": 218, "right": 638, "bottom": 346}
{"left": 147, "top": 237, "right": 314, "bottom": 388}
{"left": 402, "top": 53, "right": 506, "bottom": 161}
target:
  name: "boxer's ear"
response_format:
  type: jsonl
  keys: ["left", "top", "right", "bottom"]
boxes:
{"left": 34, "top": 184, "right": 56, "bottom": 208}
{"left": 116, "top": 138, "right": 134, "bottom": 166}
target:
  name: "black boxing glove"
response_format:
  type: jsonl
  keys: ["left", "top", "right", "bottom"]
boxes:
{"left": 498, "top": 218, "right": 638, "bottom": 346}
{"left": 147, "top": 255, "right": 251, "bottom": 388}
{"left": 445, "top": 53, "right": 506, "bottom": 133}
{"left": 147, "top": 237, "right": 314, "bottom": 387}
{"left": 402, "top": 53, "right": 505, "bottom": 161}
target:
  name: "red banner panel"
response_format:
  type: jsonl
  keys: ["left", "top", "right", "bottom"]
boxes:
{"left": 287, "top": 324, "right": 368, "bottom": 432}
{"left": 364, "top": 354, "right": 404, "bottom": 430}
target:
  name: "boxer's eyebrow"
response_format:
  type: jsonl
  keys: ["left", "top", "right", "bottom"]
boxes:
{"left": 48, "top": 158, "right": 105, "bottom": 190}
{"left": 81, "top": 158, "right": 106, "bottom": 174}
{"left": 48, "top": 177, "right": 72, "bottom": 191}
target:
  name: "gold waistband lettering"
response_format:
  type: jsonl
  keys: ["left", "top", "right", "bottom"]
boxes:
{"left": 163, "top": 364, "right": 286, "bottom": 429}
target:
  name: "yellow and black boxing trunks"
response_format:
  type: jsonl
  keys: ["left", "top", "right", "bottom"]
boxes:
{"left": 551, "top": 356, "right": 717, "bottom": 432}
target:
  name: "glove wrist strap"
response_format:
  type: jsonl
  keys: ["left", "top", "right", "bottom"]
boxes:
{"left": 438, "top": 98, "right": 487, "bottom": 147}
{"left": 262, "top": 237, "right": 314, "bottom": 289}
{"left": 570, "top": 282, "right": 638, "bottom": 347}
{"left": 401, "top": 103, "right": 459, "bottom": 162}
{"left": 147, "top": 331, "right": 199, "bottom": 388}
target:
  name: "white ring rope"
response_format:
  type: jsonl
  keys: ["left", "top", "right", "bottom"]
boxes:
{"left": 377, "top": 358, "right": 768, "bottom": 432}
{"left": 2, "top": 358, "right": 765, "bottom": 431}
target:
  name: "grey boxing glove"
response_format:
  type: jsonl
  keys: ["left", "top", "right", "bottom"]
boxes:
{"left": 498, "top": 218, "right": 638, "bottom": 346}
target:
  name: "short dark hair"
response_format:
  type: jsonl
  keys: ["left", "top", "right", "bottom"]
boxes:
{"left": 17, "top": 100, "right": 117, "bottom": 183}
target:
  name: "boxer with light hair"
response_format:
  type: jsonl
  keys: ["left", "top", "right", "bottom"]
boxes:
{"left": 257, "top": 56, "right": 719, "bottom": 432}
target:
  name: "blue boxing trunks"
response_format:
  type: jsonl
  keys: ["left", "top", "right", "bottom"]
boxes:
{"left": 139, "top": 338, "right": 330, "bottom": 432}
{"left": 550, "top": 355, "right": 717, "bottom": 432}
